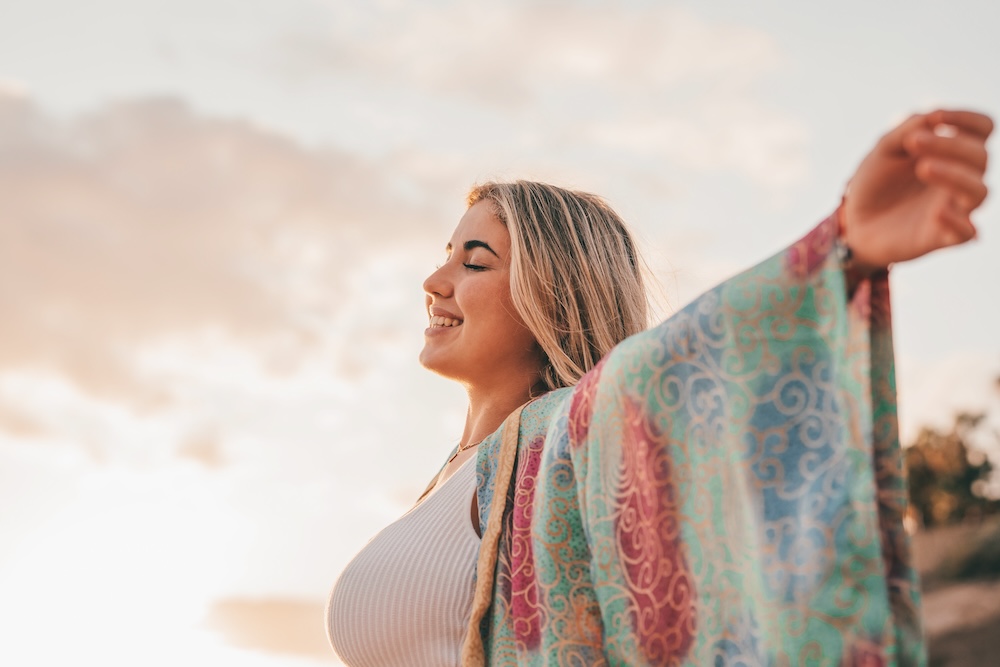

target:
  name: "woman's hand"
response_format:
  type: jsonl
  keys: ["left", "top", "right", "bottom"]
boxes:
{"left": 842, "top": 109, "right": 993, "bottom": 273}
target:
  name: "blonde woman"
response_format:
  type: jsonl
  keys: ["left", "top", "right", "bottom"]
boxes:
{"left": 327, "top": 109, "right": 992, "bottom": 666}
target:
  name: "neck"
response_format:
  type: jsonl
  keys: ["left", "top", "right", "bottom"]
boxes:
{"left": 460, "top": 377, "right": 544, "bottom": 449}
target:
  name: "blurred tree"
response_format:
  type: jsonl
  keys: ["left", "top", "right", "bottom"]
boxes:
{"left": 906, "top": 411, "right": 1000, "bottom": 528}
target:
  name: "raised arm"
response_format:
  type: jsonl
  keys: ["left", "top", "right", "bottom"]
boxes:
{"left": 522, "top": 111, "right": 993, "bottom": 666}
{"left": 469, "top": 110, "right": 992, "bottom": 667}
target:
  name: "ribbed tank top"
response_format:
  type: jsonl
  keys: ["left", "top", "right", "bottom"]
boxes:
{"left": 327, "top": 455, "right": 481, "bottom": 667}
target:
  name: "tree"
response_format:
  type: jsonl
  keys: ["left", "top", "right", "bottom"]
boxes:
{"left": 905, "top": 412, "right": 1000, "bottom": 528}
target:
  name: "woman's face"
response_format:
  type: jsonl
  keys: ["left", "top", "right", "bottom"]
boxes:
{"left": 419, "top": 201, "right": 543, "bottom": 391}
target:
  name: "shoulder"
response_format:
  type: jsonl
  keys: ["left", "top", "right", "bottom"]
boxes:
{"left": 522, "top": 386, "right": 574, "bottom": 423}
{"left": 478, "top": 388, "right": 574, "bottom": 460}
{"left": 476, "top": 388, "right": 574, "bottom": 477}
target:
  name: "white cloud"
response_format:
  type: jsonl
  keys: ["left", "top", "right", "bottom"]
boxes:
{"left": 0, "top": 460, "right": 339, "bottom": 666}
{"left": 296, "top": 3, "right": 780, "bottom": 104}
{"left": 0, "top": 94, "right": 451, "bottom": 404}
{"left": 277, "top": 1, "right": 808, "bottom": 190}
{"left": 0, "top": 96, "right": 467, "bottom": 616}
{"left": 0, "top": 78, "right": 27, "bottom": 98}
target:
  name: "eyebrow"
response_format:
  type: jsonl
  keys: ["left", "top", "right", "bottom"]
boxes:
{"left": 445, "top": 240, "right": 500, "bottom": 258}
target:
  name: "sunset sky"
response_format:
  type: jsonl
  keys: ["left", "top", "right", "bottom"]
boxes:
{"left": 1, "top": 1, "right": 999, "bottom": 665}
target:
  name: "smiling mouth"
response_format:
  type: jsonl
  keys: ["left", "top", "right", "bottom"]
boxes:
{"left": 429, "top": 315, "right": 462, "bottom": 328}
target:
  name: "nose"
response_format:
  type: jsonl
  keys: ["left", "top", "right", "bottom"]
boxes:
{"left": 422, "top": 263, "right": 453, "bottom": 298}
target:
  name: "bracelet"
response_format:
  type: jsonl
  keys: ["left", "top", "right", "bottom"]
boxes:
{"left": 836, "top": 201, "right": 890, "bottom": 277}
{"left": 834, "top": 235, "right": 854, "bottom": 270}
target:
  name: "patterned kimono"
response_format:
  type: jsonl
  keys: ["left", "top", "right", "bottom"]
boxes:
{"left": 465, "top": 214, "right": 923, "bottom": 666}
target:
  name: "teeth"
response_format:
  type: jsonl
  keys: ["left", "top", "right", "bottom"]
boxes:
{"left": 430, "top": 316, "right": 462, "bottom": 327}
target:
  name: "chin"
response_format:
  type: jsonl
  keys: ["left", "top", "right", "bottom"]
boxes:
{"left": 418, "top": 350, "right": 468, "bottom": 385}
{"left": 418, "top": 348, "right": 448, "bottom": 375}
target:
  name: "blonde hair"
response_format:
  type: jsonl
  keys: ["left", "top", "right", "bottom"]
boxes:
{"left": 467, "top": 181, "right": 649, "bottom": 392}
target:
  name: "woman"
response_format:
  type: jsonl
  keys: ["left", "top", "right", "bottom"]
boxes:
{"left": 328, "top": 109, "right": 992, "bottom": 666}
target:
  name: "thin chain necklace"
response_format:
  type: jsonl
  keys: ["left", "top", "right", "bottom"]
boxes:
{"left": 447, "top": 439, "right": 482, "bottom": 464}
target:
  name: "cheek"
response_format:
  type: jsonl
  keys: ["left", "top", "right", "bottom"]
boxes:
{"left": 468, "top": 274, "right": 536, "bottom": 349}
{"left": 493, "top": 287, "right": 530, "bottom": 335}
{"left": 499, "top": 298, "right": 538, "bottom": 353}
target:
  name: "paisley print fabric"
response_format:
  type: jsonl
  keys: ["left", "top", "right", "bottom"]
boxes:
{"left": 472, "top": 214, "right": 923, "bottom": 666}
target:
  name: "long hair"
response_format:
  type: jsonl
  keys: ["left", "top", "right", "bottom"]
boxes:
{"left": 467, "top": 181, "right": 650, "bottom": 392}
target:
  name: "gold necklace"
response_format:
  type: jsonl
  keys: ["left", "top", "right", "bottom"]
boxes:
{"left": 447, "top": 439, "right": 482, "bottom": 464}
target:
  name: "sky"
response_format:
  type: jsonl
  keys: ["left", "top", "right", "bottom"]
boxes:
{"left": 1, "top": 1, "right": 998, "bottom": 665}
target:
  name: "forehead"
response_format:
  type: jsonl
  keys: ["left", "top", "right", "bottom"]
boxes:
{"left": 447, "top": 201, "right": 510, "bottom": 253}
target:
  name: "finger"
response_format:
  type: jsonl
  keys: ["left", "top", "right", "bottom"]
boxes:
{"left": 905, "top": 131, "right": 988, "bottom": 173}
{"left": 915, "top": 159, "right": 989, "bottom": 210}
{"left": 879, "top": 113, "right": 933, "bottom": 156}
{"left": 938, "top": 204, "right": 979, "bottom": 246}
{"left": 927, "top": 109, "right": 995, "bottom": 140}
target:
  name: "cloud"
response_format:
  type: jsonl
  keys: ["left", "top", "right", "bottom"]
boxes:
{"left": 203, "top": 597, "right": 334, "bottom": 662}
{"left": 275, "top": 1, "right": 808, "bottom": 189}
{"left": 0, "top": 402, "right": 46, "bottom": 438}
{"left": 0, "top": 93, "right": 449, "bottom": 405}
{"left": 0, "top": 78, "right": 27, "bottom": 99}
{"left": 290, "top": 2, "right": 779, "bottom": 105}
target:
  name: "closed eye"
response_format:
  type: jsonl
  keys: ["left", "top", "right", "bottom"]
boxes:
{"left": 463, "top": 263, "right": 487, "bottom": 271}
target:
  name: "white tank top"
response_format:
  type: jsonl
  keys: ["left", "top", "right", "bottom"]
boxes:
{"left": 327, "top": 456, "right": 481, "bottom": 667}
